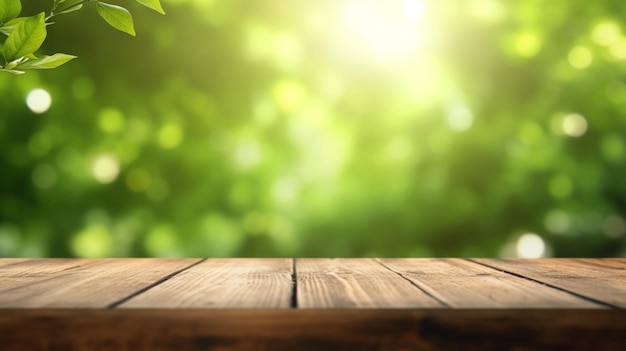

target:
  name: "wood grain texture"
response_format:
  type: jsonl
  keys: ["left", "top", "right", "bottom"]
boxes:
{"left": 472, "top": 258, "right": 626, "bottom": 308}
{"left": 297, "top": 258, "right": 443, "bottom": 308}
{"left": 0, "top": 258, "right": 90, "bottom": 277}
{"left": 576, "top": 258, "right": 626, "bottom": 270}
{"left": 0, "top": 258, "right": 92, "bottom": 295}
{"left": 0, "top": 258, "right": 32, "bottom": 268}
{"left": 379, "top": 258, "right": 602, "bottom": 308}
{"left": 1, "top": 309, "right": 624, "bottom": 351}
{"left": 0, "top": 259, "right": 200, "bottom": 308}
{"left": 1, "top": 258, "right": 626, "bottom": 350}
{"left": 120, "top": 258, "right": 293, "bottom": 308}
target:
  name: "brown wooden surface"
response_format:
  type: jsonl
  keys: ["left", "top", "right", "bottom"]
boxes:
{"left": 379, "top": 258, "right": 601, "bottom": 308}
{"left": 471, "top": 258, "right": 626, "bottom": 308}
{"left": 0, "top": 309, "right": 624, "bottom": 351}
{"left": 1, "top": 258, "right": 625, "bottom": 350}
{"left": 0, "top": 258, "right": 31, "bottom": 268}
{"left": 577, "top": 258, "right": 626, "bottom": 269}
{"left": 121, "top": 258, "right": 293, "bottom": 308}
{"left": 297, "top": 258, "right": 443, "bottom": 308}
{"left": 0, "top": 258, "right": 200, "bottom": 308}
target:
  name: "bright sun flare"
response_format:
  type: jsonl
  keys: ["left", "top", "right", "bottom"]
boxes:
{"left": 339, "top": 0, "right": 426, "bottom": 61}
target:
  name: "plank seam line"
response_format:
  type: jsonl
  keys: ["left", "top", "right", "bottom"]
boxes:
{"left": 107, "top": 258, "right": 208, "bottom": 309}
{"left": 374, "top": 259, "right": 451, "bottom": 308}
{"left": 291, "top": 258, "right": 298, "bottom": 309}
{"left": 465, "top": 259, "right": 621, "bottom": 310}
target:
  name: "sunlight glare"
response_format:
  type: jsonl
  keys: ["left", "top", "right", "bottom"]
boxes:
{"left": 402, "top": 0, "right": 426, "bottom": 21}
{"left": 340, "top": 0, "right": 426, "bottom": 61}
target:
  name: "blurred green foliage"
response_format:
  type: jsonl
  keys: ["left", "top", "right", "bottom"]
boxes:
{"left": 1, "top": 0, "right": 625, "bottom": 258}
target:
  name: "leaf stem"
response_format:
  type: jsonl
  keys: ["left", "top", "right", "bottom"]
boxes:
{"left": 47, "top": 0, "right": 89, "bottom": 22}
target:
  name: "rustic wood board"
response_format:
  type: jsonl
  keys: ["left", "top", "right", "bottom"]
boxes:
{"left": 0, "top": 258, "right": 92, "bottom": 295}
{"left": 0, "top": 258, "right": 90, "bottom": 278}
{"left": 471, "top": 258, "right": 626, "bottom": 308}
{"left": 0, "top": 258, "right": 33, "bottom": 268}
{"left": 297, "top": 258, "right": 443, "bottom": 308}
{"left": 0, "top": 259, "right": 200, "bottom": 308}
{"left": 379, "top": 258, "right": 602, "bottom": 308}
{"left": 120, "top": 258, "right": 293, "bottom": 308}
{"left": 576, "top": 258, "right": 626, "bottom": 270}
{"left": 0, "top": 309, "right": 624, "bottom": 351}
{"left": 1, "top": 258, "right": 625, "bottom": 350}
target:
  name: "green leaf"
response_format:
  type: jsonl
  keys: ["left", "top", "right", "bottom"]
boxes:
{"left": 0, "top": 0, "right": 21, "bottom": 24}
{"left": 3, "top": 13, "right": 46, "bottom": 62}
{"left": 0, "top": 67, "right": 25, "bottom": 74}
{"left": 136, "top": 0, "right": 165, "bottom": 15}
{"left": 96, "top": 2, "right": 135, "bottom": 36}
{"left": 3, "top": 55, "right": 24, "bottom": 68}
{"left": 16, "top": 53, "right": 76, "bottom": 69}
{"left": 0, "top": 17, "right": 27, "bottom": 36}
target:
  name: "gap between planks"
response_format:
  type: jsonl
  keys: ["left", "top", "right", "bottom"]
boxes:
{"left": 296, "top": 258, "right": 445, "bottom": 308}
{"left": 291, "top": 258, "right": 298, "bottom": 309}
{"left": 0, "top": 259, "right": 201, "bottom": 308}
{"left": 3, "top": 258, "right": 620, "bottom": 310}
{"left": 374, "top": 258, "right": 606, "bottom": 309}
{"left": 374, "top": 259, "right": 451, "bottom": 308}
{"left": 103, "top": 258, "right": 296, "bottom": 308}
{"left": 108, "top": 259, "right": 207, "bottom": 308}
{"left": 118, "top": 259, "right": 293, "bottom": 308}
{"left": 466, "top": 258, "right": 622, "bottom": 309}
{"left": 114, "top": 258, "right": 619, "bottom": 309}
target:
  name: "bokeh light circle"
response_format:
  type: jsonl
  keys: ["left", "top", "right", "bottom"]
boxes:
{"left": 26, "top": 88, "right": 52, "bottom": 114}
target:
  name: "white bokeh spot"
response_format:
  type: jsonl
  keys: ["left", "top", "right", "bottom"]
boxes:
{"left": 26, "top": 88, "right": 52, "bottom": 114}
{"left": 91, "top": 154, "right": 120, "bottom": 184}
{"left": 516, "top": 233, "right": 546, "bottom": 258}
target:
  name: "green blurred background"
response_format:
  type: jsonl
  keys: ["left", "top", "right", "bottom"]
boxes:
{"left": 1, "top": 0, "right": 625, "bottom": 258}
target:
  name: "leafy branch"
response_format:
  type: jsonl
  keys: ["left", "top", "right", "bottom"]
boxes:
{"left": 0, "top": 0, "right": 164, "bottom": 74}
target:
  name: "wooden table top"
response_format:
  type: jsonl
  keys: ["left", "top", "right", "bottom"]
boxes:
{"left": 1, "top": 258, "right": 625, "bottom": 350}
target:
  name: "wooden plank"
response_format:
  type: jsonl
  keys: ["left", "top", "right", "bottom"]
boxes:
{"left": 0, "top": 259, "right": 200, "bottom": 308}
{"left": 297, "top": 258, "right": 443, "bottom": 308}
{"left": 379, "top": 258, "right": 601, "bottom": 308}
{"left": 0, "top": 258, "right": 93, "bottom": 294}
{"left": 0, "top": 258, "right": 90, "bottom": 274}
{"left": 0, "top": 258, "right": 33, "bottom": 268}
{"left": 576, "top": 258, "right": 626, "bottom": 270}
{"left": 120, "top": 258, "right": 293, "bottom": 308}
{"left": 472, "top": 258, "right": 626, "bottom": 308}
{"left": 0, "top": 309, "right": 625, "bottom": 351}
